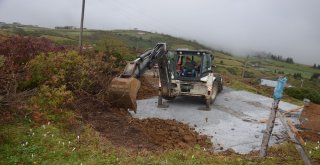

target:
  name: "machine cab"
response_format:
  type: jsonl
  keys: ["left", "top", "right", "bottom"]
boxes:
{"left": 167, "top": 50, "right": 214, "bottom": 81}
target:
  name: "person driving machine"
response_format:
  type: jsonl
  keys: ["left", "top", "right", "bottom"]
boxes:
{"left": 183, "top": 56, "right": 197, "bottom": 77}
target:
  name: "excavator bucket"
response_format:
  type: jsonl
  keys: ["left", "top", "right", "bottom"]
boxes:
{"left": 109, "top": 77, "right": 141, "bottom": 112}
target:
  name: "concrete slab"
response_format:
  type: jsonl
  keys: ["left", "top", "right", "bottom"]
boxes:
{"left": 131, "top": 87, "right": 300, "bottom": 154}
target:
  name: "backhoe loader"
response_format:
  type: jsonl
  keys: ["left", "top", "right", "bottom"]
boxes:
{"left": 109, "top": 43, "right": 223, "bottom": 112}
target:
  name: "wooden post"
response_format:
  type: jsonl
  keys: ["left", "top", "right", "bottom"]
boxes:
{"left": 260, "top": 99, "right": 279, "bottom": 157}
{"left": 260, "top": 76, "right": 287, "bottom": 157}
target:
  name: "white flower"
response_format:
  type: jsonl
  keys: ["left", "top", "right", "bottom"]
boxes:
{"left": 32, "top": 154, "right": 34, "bottom": 158}
{"left": 47, "top": 122, "right": 51, "bottom": 125}
{"left": 51, "top": 134, "right": 54, "bottom": 138}
{"left": 43, "top": 133, "right": 47, "bottom": 137}
{"left": 32, "top": 132, "right": 35, "bottom": 136}
{"left": 77, "top": 135, "right": 80, "bottom": 141}
{"left": 72, "top": 147, "right": 76, "bottom": 151}
{"left": 309, "top": 150, "right": 312, "bottom": 154}
{"left": 25, "top": 142, "right": 28, "bottom": 145}
{"left": 63, "top": 142, "right": 65, "bottom": 146}
{"left": 191, "top": 155, "right": 195, "bottom": 159}
{"left": 42, "top": 125, "right": 46, "bottom": 129}
{"left": 69, "top": 141, "right": 71, "bottom": 145}
{"left": 58, "top": 141, "right": 61, "bottom": 144}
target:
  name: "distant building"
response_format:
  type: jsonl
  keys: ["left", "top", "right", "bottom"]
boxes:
{"left": 137, "top": 31, "right": 145, "bottom": 35}
{"left": 260, "top": 79, "right": 277, "bottom": 88}
{"left": 55, "top": 26, "right": 76, "bottom": 30}
{"left": 260, "top": 79, "right": 292, "bottom": 88}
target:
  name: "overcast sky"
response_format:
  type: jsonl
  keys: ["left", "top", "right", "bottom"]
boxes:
{"left": 0, "top": 0, "right": 319, "bottom": 65}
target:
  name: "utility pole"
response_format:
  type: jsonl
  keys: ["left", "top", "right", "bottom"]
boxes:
{"left": 79, "top": 0, "right": 85, "bottom": 53}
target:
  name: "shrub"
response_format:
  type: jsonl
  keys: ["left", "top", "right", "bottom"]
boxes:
{"left": 0, "top": 36, "right": 64, "bottom": 95}
{"left": 285, "top": 87, "right": 320, "bottom": 104}
{"left": 23, "top": 51, "right": 117, "bottom": 104}
{"left": 30, "top": 85, "right": 73, "bottom": 112}
{"left": 22, "top": 51, "right": 91, "bottom": 91}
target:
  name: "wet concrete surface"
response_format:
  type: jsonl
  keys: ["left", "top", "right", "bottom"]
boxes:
{"left": 131, "top": 87, "right": 300, "bottom": 154}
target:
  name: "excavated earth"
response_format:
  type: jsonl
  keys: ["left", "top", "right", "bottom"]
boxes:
{"left": 78, "top": 75, "right": 212, "bottom": 151}
{"left": 299, "top": 103, "right": 320, "bottom": 142}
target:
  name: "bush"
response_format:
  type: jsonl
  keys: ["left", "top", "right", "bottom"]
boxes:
{"left": 0, "top": 36, "right": 64, "bottom": 95}
{"left": 285, "top": 87, "right": 320, "bottom": 104}
{"left": 21, "top": 51, "right": 93, "bottom": 93}
{"left": 30, "top": 85, "right": 73, "bottom": 112}
{"left": 22, "top": 51, "right": 117, "bottom": 103}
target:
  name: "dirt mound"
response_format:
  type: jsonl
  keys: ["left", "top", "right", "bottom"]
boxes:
{"left": 132, "top": 118, "right": 212, "bottom": 150}
{"left": 78, "top": 99, "right": 212, "bottom": 151}
{"left": 137, "top": 76, "right": 158, "bottom": 100}
{"left": 299, "top": 103, "right": 320, "bottom": 142}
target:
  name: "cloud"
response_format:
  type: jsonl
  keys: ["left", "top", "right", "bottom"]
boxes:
{"left": 0, "top": 0, "right": 319, "bottom": 65}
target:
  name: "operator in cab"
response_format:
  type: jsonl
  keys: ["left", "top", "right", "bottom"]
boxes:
{"left": 183, "top": 56, "right": 197, "bottom": 77}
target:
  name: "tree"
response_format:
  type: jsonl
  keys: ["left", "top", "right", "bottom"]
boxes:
{"left": 285, "top": 57, "right": 294, "bottom": 64}
{"left": 310, "top": 73, "right": 320, "bottom": 80}
{"left": 313, "top": 64, "right": 317, "bottom": 68}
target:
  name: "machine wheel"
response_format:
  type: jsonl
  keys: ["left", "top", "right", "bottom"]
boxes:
{"left": 162, "top": 95, "right": 176, "bottom": 101}
{"left": 211, "top": 81, "right": 219, "bottom": 104}
{"left": 215, "top": 75, "right": 223, "bottom": 93}
{"left": 205, "top": 81, "right": 219, "bottom": 108}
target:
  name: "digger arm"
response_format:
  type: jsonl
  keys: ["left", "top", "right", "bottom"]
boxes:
{"left": 109, "top": 43, "right": 170, "bottom": 112}
{"left": 120, "top": 43, "right": 167, "bottom": 78}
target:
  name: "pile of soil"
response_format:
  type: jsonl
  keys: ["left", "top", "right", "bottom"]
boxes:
{"left": 137, "top": 76, "right": 158, "bottom": 100}
{"left": 132, "top": 118, "right": 212, "bottom": 149}
{"left": 299, "top": 103, "right": 320, "bottom": 142}
{"left": 78, "top": 100, "right": 212, "bottom": 151}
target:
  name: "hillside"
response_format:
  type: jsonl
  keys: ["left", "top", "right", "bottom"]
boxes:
{"left": 1, "top": 24, "right": 320, "bottom": 164}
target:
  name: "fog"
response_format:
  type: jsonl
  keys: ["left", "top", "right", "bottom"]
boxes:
{"left": 1, "top": 0, "right": 319, "bottom": 65}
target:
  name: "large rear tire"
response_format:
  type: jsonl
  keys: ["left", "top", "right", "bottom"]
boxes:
{"left": 211, "top": 81, "right": 219, "bottom": 104}
{"left": 215, "top": 75, "right": 223, "bottom": 93}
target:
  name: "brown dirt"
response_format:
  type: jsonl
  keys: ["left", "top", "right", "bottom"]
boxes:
{"left": 77, "top": 97, "right": 212, "bottom": 152}
{"left": 299, "top": 103, "right": 320, "bottom": 142}
{"left": 137, "top": 76, "right": 158, "bottom": 100}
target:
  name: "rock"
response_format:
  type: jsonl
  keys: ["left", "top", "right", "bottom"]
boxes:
{"left": 255, "top": 135, "right": 259, "bottom": 138}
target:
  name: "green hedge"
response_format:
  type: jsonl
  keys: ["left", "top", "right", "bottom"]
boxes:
{"left": 285, "top": 87, "right": 320, "bottom": 104}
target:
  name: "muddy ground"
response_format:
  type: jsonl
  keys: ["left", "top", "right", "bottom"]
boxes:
{"left": 78, "top": 75, "right": 211, "bottom": 152}
{"left": 300, "top": 103, "right": 320, "bottom": 142}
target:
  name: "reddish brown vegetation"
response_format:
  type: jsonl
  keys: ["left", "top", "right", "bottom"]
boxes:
{"left": 0, "top": 36, "right": 64, "bottom": 96}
